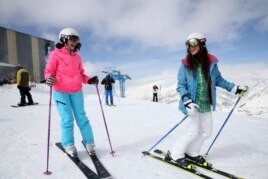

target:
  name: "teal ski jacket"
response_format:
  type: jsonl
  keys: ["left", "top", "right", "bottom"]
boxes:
{"left": 177, "top": 54, "right": 235, "bottom": 115}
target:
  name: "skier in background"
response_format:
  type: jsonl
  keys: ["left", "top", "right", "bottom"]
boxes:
{"left": 0, "top": 78, "right": 8, "bottom": 86}
{"left": 168, "top": 32, "right": 248, "bottom": 168}
{"left": 44, "top": 28, "right": 99, "bottom": 157}
{"left": 16, "top": 65, "right": 34, "bottom": 106}
{"left": 153, "top": 85, "right": 159, "bottom": 102}
{"left": 101, "top": 74, "right": 115, "bottom": 105}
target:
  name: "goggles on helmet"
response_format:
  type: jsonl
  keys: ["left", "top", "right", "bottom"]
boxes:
{"left": 68, "top": 35, "right": 79, "bottom": 42}
{"left": 185, "top": 38, "right": 200, "bottom": 48}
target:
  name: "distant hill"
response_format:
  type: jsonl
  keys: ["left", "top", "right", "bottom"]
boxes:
{"left": 127, "top": 63, "right": 268, "bottom": 118}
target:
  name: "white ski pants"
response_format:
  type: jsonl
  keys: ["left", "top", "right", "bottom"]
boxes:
{"left": 171, "top": 111, "right": 213, "bottom": 160}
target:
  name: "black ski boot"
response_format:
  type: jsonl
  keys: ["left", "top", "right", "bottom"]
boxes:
{"left": 175, "top": 157, "right": 194, "bottom": 169}
{"left": 185, "top": 153, "right": 211, "bottom": 167}
{"left": 164, "top": 151, "right": 193, "bottom": 169}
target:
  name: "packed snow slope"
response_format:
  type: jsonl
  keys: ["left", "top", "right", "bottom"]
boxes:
{"left": 0, "top": 84, "right": 268, "bottom": 179}
{"left": 126, "top": 63, "right": 268, "bottom": 118}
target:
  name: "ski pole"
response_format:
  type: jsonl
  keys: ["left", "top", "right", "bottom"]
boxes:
{"left": 43, "top": 87, "right": 52, "bottom": 175}
{"left": 101, "top": 92, "right": 105, "bottom": 104}
{"left": 145, "top": 115, "right": 188, "bottom": 154}
{"left": 95, "top": 84, "right": 115, "bottom": 156}
{"left": 113, "top": 88, "right": 120, "bottom": 102}
{"left": 205, "top": 86, "right": 248, "bottom": 156}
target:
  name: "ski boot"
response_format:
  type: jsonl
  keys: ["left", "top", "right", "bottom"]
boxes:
{"left": 64, "top": 145, "right": 78, "bottom": 158}
{"left": 165, "top": 151, "right": 193, "bottom": 170}
{"left": 185, "top": 153, "right": 211, "bottom": 167}
{"left": 86, "top": 142, "right": 96, "bottom": 155}
{"left": 175, "top": 157, "right": 194, "bottom": 169}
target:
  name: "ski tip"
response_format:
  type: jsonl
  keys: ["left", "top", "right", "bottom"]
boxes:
{"left": 142, "top": 151, "right": 150, "bottom": 156}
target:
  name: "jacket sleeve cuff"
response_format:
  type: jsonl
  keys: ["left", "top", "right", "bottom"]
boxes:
{"left": 181, "top": 94, "right": 190, "bottom": 103}
{"left": 231, "top": 85, "right": 238, "bottom": 94}
{"left": 183, "top": 99, "right": 192, "bottom": 105}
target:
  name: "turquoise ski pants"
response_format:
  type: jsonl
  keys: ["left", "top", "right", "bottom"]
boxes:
{"left": 53, "top": 91, "right": 94, "bottom": 147}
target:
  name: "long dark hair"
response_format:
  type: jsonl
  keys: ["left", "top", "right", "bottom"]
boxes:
{"left": 186, "top": 46, "right": 210, "bottom": 82}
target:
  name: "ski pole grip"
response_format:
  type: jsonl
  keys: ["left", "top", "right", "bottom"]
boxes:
{"left": 239, "top": 86, "right": 249, "bottom": 97}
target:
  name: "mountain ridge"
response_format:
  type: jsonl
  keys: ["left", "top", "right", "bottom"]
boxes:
{"left": 126, "top": 64, "right": 268, "bottom": 118}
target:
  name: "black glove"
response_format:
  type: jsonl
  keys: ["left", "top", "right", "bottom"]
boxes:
{"left": 46, "top": 76, "right": 56, "bottom": 87}
{"left": 232, "top": 85, "right": 248, "bottom": 96}
{"left": 183, "top": 99, "right": 199, "bottom": 116}
{"left": 88, "top": 76, "right": 99, "bottom": 85}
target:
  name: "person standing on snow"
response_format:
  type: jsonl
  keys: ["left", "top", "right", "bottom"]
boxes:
{"left": 44, "top": 28, "right": 99, "bottom": 157}
{"left": 101, "top": 74, "right": 115, "bottom": 105}
{"left": 153, "top": 85, "right": 159, "bottom": 102}
{"left": 16, "top": 65, "right": 34, "bottom": 106}
{"left": 168, "top": 32, "right": 248, "bottom": 168}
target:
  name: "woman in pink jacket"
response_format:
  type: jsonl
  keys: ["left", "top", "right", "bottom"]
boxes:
{"left": 45, "top": 28, "right": 99, "bottom": 157}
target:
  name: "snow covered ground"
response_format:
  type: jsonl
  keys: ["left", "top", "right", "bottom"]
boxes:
{"left": 0, "top": 84, "right": 268, "bottom": 179}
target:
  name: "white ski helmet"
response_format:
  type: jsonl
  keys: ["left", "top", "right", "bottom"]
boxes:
{"left": 186, "top": 32, "right": 206, "bottom": 43}
{"left": 59, "top": 28, "right": 79, "bottom": 44}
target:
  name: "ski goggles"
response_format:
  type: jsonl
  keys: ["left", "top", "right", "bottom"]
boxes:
{"left": 68, "top": 35, "right": 79, "bottom": 42}
{"left": 185, "top": 38, "right": 200, "bottom": 48}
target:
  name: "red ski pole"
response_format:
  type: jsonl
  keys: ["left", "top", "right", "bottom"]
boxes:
{"left": 44, "top": 87, "right": 52, "bottom": 175}
{"left": 95, "top": 84, "right": 115, "bottom": 156}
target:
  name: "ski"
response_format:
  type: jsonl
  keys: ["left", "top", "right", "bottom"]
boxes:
{"left": 142, "top": 151, "right": 213, "bottom": 179}
{"left": 55, "top": 142, "right": 100, "bottom": 179}
{"left": 154, "top": 149, "right": 244, "bottom": 179}
{"left": 82, "top": 142, "right": 112, "bottom": 179}
{"left": 11, "top": 102, "right": 39, "bottom": 108}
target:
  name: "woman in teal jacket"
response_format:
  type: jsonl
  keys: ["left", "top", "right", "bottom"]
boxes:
{"left": 178, "top": 54, "right": 234, "bottom": 115}
{"left": 170, "top": 33, "right": 248, "bottom": 169}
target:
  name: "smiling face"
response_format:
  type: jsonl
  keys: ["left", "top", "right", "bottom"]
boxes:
{"left": 66, "top": 35, "right": 79, "bottom": 51}
{"left": 188, "top": 45, "right": 200, "bottom": 55}
{"left": 185, "top": 38, "right": 201, "bottom": 55}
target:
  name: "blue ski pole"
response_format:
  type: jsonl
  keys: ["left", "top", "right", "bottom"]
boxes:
{"left": 205, "top": 87, "right": 248, "bottom": 156}
{"left": 145, "top": 115, "right": 188, "bottom": 154}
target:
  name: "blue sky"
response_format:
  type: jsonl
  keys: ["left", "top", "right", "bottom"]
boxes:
{"left": 1, "top": 0, "right": 268, "bottom": 80}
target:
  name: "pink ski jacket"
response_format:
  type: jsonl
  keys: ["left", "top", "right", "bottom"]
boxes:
{"left": 44, "top": 47, "right": 90, "bottom": 93}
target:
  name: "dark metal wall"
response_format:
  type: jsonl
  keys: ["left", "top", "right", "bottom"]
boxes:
{"left": 0, "top": 27, "right": 55, "bottom": 82}
{"left": 38, "top": 40, "right": 54, "bottom": 81}
{"left": 16, "top": 32, "right": 33, "bottom": 76}
{"left": 0, "top": 28, "right": 8, "bottom": 63}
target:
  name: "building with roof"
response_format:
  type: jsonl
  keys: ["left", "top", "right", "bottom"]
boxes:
{"left": 0, "top": 27, "right": 55, "bottom": 82}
